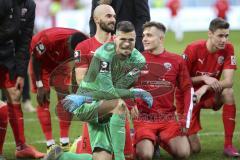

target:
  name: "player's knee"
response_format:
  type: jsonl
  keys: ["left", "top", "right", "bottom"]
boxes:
{"left": 7, "top": 90, "right": 21, "bottom": 103}
{"left": 191, "top": 143, "right": 201, "bottom": 154}
{"left": 174, "top": 148, "right": 190, "bottom": 160}
{"left": 222, "top": 88, "right": 234, "bottom": 103}
{"left": 136, "top": 150, "right": 152, "bottom": 160}
{"left": 188, "top": 135, "right": 201, "bottom": 154}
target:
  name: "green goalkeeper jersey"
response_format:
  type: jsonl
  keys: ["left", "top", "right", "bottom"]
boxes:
{"left": 77, "top": 42, "right": 145, "bottom": 100}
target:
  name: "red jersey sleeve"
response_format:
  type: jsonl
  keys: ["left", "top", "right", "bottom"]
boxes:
{"left": 223, "top": 43, "right": 237, "bottom": 70}
{"left": 182, "top": 44, "right": 197, "bottom": 72}
{"left": 30, "top": 34, "right": 50, "bottom": 60}
{"left": 177, "top": 57, "right": 194, "bottom": 129}
{"left": 74, "top": 41, "right": 91, "bottom": 68}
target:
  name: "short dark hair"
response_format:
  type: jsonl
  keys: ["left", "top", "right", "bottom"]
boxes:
{"left": 68, "top": 32, "right": 88, "bottom": 55}
{"left": 116, "top": 21, "right": 135, "bottom": 33}
{"left": 209, "top": 18, "right": 230, "bottom": 32}
{"left": 143, "top": 21, "right": 166, "bottom": 33}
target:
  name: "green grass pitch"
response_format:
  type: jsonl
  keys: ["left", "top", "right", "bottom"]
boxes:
{"left": 3, "top": 30, "right": 240, "bottom": 160}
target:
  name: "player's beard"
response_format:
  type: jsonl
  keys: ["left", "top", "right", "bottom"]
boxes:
{"left": 100, "top": 20, "right": 115, "bottom": 33}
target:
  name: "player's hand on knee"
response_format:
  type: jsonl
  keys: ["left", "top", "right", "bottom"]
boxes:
{"left": 37, "top": 87, "right": 49, "bottom": 105}
{"left": 130, "top": 88, "right": 153, "bottom": 108}
{"left": 61, "top": 94, "right": 93, "bottom": 112}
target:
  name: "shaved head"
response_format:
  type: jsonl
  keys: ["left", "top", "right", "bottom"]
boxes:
{"left": 93, "top": 4, "right": 116, "bottom": 33}
{"left": 93, "top": 4, "right": 115, "bottom": 20}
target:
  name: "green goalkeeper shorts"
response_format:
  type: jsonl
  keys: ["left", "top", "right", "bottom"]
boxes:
{"left": 73, "top": 101, "right": 101, "bottom": 123}
{"left": 88, "top": 122, "right": 113, "bottom": 153}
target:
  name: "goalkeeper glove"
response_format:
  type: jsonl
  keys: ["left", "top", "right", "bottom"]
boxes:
{"left": 130, "top": 88, "right": 153, "bottom": 108}
{"left": 62, "top": 94, "right": 93, "bottom": 113}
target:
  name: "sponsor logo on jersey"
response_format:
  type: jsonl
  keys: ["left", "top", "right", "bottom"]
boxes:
{"left": 100, "top": 61, "right": 110, "bottom": 73}
{"left": 217, "top": 56, "right": 224, "bottom": 65}
{"left": 35, "top": 42, "right": 46, "bottom": 55}
{"left": 163, "top": 62, "right": 172, "bottom": 71}
{"left": 198, "top": 58, "right": 204, "bottom": 64}
{"left": 231, "top": 56, "right": 236, "bottom": 65}
{"left": 196, "top": 70, "right": 220, "bottom": 77}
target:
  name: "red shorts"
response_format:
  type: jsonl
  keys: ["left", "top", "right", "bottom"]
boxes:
{"left": 133, "top": 119, "right": 182, "bottom": 146}
{"left": 0, "top": 65, "right": 16, "bottom": 89}
{"left": 77, "top": 120, "right": 133, "bottom": 155}
{"left": 187, "top": 95, "right": 216, "bottom": 135}
{"left": 29, "top": 59, "right": 71, "bottom": 93}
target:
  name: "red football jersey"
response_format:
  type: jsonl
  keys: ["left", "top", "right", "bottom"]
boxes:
{"left": 183, "top": 40, "right": 237, "bottom": 90}
{"left": 74, "top": 37, "right": 103, "bottom": 68}
{"left": 215, "top": 0, "right": 229, "bottom": 19}
{"left": 136, "top": 50, "right": 194, "bottom": 128}
{"left": 167, "top": 0, "right": 180, "bottom": 17}
{"left": 30, "top": 27, "right": 79, "bottom": 67}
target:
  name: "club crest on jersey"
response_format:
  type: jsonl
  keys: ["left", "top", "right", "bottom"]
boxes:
{"left": 100, "top": 61, "right": 110, "bottom": 73}
{"left": 231, "top": 56, "right": 236, "bottom": 65}
{"left": 163, "top": 62, "right": 172, "bottom": 71}
{"left": 35, "top": 42, "right": 46, "bottom": 55}
{"left": 217, "top": 56, "right": 224, "bottom": 65}
{"left": 182, "top": 54, "right": 188, "bottom": 60}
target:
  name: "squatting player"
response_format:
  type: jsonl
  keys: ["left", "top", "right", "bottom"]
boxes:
{"left": 74, "top": 4, "right": 134, "bottom": 159}
{"left": 44, "top": 21, "right": 153, "bottom": 160}
{"left": 176, "top": 18, "right": 238, "bottom": 157}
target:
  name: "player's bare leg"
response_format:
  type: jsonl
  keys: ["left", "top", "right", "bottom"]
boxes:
{"left": 135, "top": 139, "right": 154, "bottom": 160}
{"left": 168, "top": 136, "right": 190, "bottom": 160}
{"left": 188, "top": 134, "right": 201, "bottom": 154}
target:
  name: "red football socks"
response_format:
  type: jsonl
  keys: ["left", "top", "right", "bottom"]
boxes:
{"left": 0, "top": 105, "right": 8, "bottom": 154}
{"left": 37, "top": 102, "right": 53, "bottom": 140}
{"left": 222, "top": 104, "right": 236, "bottom": 147}
{"left": 8, "top": 103, "right": 26, "bottom": 149}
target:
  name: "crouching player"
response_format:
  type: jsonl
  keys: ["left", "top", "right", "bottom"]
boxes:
{"left": 44, "top": 21, "right": 153, "bottom": 160}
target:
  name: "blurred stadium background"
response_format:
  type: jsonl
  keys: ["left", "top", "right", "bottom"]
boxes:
{"left": 2, "top": 0, "right": 240, "bottom": 159}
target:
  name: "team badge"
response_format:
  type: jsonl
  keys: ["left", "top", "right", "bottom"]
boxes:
{"left": 163, "top": 62, "right": 172, "bottom": 71}
{"left": 217, "top": 56, "right": 224, "bottom": 65}
{"left": 35, "top": 42, "right": 46, "bottom": 55}
{"left": 100, "top": 61, "right": 110, "bottom": 73}
{"left": 231, "top": 56, "right": 236, "bottom": 65}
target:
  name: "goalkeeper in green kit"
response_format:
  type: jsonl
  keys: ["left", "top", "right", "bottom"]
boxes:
{"left": 44, "top": 21, "right": 153, "bottom": 160}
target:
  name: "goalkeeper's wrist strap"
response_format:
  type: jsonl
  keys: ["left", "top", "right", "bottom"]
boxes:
{"left": 36, "top": 80, "right": 43, "bottom": 88}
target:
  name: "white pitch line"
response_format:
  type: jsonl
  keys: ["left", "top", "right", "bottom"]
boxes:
{"left": 4, "top": 131, "right": 240, "bottom": 145}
